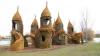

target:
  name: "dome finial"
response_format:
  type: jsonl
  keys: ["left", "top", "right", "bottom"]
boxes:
{"left": 34, "top": 14, "right": 36, "bottom": 19}
{"left": 17, "top": 6, "right": 19, "bottom": 12}
{"left": 58, "top": 11, "right": 60, "bottom": 18}
{"left": 57, "top": 11, "right": 60, "bottom": 20}
{"left": 46, "top": 1, "right": 48, "bottom": 8}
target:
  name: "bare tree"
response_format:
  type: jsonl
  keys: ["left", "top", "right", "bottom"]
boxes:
{"left": 80, "top": 9, "right": 95, "bottom": 43}
{"left": 80, "top": 9, "right": 88, "bottom": 43}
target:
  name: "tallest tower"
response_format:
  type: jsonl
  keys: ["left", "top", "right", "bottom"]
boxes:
{"left": 34, "top": 2, "right": 53, "bottom": 48}
{"left": 40, "top": 2, "right": 51, "bottom": 28}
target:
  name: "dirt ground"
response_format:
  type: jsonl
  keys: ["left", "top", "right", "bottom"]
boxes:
{"left": 0, "top": 43, "right": 84, "bottom": 53}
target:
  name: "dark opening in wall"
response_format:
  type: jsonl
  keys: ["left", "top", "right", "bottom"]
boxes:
{"left": 42, "top": 35, "right": 45, "bottom": 42}
{"left": 44, "top": 19, "right": 49, "bottom": 25}
{"left": 13, "top": 22, "right": 16, "bottom": 29}
{"left": 45, "top": 18, "right": 49, "bottom": 20}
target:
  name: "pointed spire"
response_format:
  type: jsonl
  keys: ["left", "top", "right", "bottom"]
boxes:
{"left": 41, "top": 1, "right": 51, "bottom": 17}
{"left": 35, "top": 15, "right": 36, "bottom": 19}
{"left": 57, "top": 12, "right": 60, "bottom": 19}
{"left": 13, "top": 6, "right": 21, "bottom": 20}
{"left": 55, "top": 12, "right": 62, "bottom": 25}
{"left": 17, "top": 6, "right": 19, "bottom": 12}
{"left": 31, "top": 16, "right": 38, "bottom": 34}
{"left": 32, "top": 16, "right": 38, "bottom": 26}
{"left": 67, "top": 20, "right": 74, "bottom": 34}
{"left": 46, "top": 1, "right": 48, "bottom": 8}
{"left": 68, "top": 20, "right": 73, "bottom": 28}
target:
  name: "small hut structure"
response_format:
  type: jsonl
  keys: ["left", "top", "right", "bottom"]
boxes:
{"left": 34, "top": 2, "right": 53, "bottom": 48}
{"left": 10, "top": 31, "right": 24, "bottom": 51}
{"left": 30, "top": 16, "right": 38, "bottom": 46}
{"left": 52, "top": 13, "right": 66, "bottom": 45}
{"left": 11, "top": 7, "right": 28, "bottom": 47}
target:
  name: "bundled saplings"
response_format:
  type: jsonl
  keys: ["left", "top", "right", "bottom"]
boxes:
{"left": 34, "top": 3, "right": 53, "bottom": 48}
{"left": 30, "top": 16, "right": 38, "bottom": 46}
{"left": 52, "top": 13, "right": 66, "bottom": 45}
{"left": 10, "top": 30, "right": 24, "bottom": 51}
{"left": 10, "top": 3, "right": 84, "bottom": 51}
{"left": 72, "top": 32, "right": 83, "bottom": 44}
{"left": 67, "top": 21, "right": 83, "bottom": 44}
{"left": 11, "top": 7, "right": 28, "bottom": 47}
{"left": 67, "top": 21, "right": 74, "bottom": 35}
{"left": 67, "top": 21, "right": 74, "bottom": 44}
{"left": 31, "top": 16, "right": 38, "bottom": 34}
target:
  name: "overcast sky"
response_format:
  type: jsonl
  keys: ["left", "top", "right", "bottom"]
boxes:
{"left": 0, "top": 0, "right": 100, "bottom": 36}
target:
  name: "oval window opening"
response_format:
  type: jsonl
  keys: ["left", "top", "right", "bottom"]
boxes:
{"left": 42, "top": 35, "right": 45, "bottom": 42}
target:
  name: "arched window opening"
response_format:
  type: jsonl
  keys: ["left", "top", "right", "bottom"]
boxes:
{"left": 42, "top": 35, "right": 45, "bottom": 42}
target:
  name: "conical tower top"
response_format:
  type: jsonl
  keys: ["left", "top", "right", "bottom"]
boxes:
{"left": 41, "top": 1, "right": 51, "bottom": 17}
{"left": 13, "top": 6, "right": 22, "bottom": 20}
{"left": 32, "top": 16, "right": 38, "bottom": 26}
{"left": 68, "top": 20, "right": 73, "bottom": 28}
{"left": 55, "top": 13, "right": 62, "bottom": 25}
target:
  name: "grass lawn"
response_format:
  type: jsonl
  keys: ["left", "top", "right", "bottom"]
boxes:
{"left": 0, "top": 43, "right": 100, "bottom": 56}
